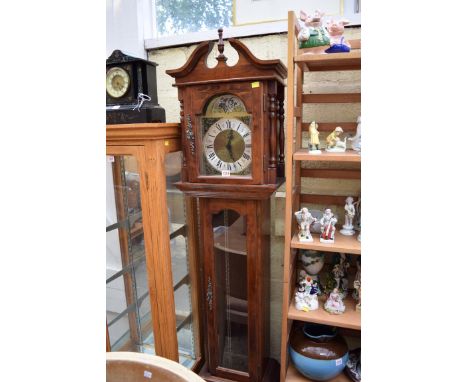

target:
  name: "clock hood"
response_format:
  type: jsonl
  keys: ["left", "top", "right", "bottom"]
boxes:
{"left": 107, "top": 49, "right": 158, "bottom": 67}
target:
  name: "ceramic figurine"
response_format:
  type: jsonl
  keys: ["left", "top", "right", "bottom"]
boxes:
{"left": 357, "top": 232, "right": 361, "bottom": 242}
{"left": 319, "top": 208, "right": 338, "bottom": 243}
{"left": 348, "top": 116, "right": 361, "bottom": 153}
{"left": 308, "top": 121, "right": 321, "bottom": 154}
{"left": 325, "top": 288, "right": 346, "bottom": 314}
{"left": 340, "top": 196, "right": 356, "bottom": 236}
{"left": 295, "top": 277, "right": 319, "bottom": 311}
{"left": 331, "top": 253, "right": 350, "bottom": 297}
{"left": 326, "top": 126, "right": 347, "bottom": 152}
{"left": 295, "top": 207, "right": 317, "bottom": 242}
{"left": 298, "top": 10, "right": 331, "bottom": 54}
{"left": 325, "top": 19, "right": 351, "bottom": 54}
{"left": 352, "top": 257, "right": 361, "bottom": 301}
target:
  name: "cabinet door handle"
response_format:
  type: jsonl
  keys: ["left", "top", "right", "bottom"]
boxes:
{"left": 207, "top": 276, "right": 213, "bottom": 311}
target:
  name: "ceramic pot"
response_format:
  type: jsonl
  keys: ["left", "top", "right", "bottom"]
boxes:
{"left": 289, "top": 323, "right": 349, "bottom": 381}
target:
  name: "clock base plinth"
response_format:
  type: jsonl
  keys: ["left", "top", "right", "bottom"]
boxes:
{"left": 106, "top": 104, "right": 166, "bottom": 125}
{"left": 198, "top": 358, "right": 279, "bottom": 382}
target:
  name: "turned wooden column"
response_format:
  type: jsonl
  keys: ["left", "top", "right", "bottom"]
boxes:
{"left": 268, "top": 93, "right": 277, "bottom": 183}
{"left": 278, "top": 87, "right": 285, "bottom": 178}
{"left": 179, "top": 98, "right": 188, "bottom": 182}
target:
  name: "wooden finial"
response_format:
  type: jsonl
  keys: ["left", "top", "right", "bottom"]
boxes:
{"left": 216, "top": 27, "right": 227, "bottom": 62}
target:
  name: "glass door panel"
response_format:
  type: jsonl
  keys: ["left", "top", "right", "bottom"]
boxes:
{"left": 212, "top": 209, "right": 248, "bottom": 372}
{"left": 165, "top": 151, "right": 199, "bottom": 368}
{"left": 106, "top": 155, "right": 154, "bottom": 354}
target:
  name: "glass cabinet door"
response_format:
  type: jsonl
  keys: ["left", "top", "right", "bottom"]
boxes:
{"left": 106, "top": 154, "right": 155, "bottom": 354}
{"left": 165, "top": 151, "right": 201, "bottom": 368}
{"left": 212, "top": 209, "right": 248, "bottom": 373}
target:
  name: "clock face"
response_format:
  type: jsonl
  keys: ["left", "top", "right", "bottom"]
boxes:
{"left": 203, "top": 118, "right": 252, "bottom": 174}
{"left": 106, "top": 67, "right": 130, "bottom": 98}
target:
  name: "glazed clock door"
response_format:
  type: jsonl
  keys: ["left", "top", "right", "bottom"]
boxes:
{"left": 200, "top": 199, "right": 261, "bottom": 382}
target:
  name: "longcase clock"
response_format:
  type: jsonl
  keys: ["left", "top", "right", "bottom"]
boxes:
{"left": 167, "top": 29, "right": 286, "bottom": 382}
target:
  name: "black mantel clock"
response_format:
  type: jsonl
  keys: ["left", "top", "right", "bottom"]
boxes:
{"left": 106, "top": 50, "right": 166, "bottom": 124}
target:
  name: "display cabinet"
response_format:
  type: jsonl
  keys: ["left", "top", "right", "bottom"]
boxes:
{"left": 106, "top": 123, "right": 202, "bottom": 370}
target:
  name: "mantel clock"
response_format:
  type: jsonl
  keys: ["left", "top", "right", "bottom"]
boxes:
{"left": 167, "top": 29, "right": 286, "bottom": 382}
{"left": 106, "top": 50, "right": 166, "bottom": 124}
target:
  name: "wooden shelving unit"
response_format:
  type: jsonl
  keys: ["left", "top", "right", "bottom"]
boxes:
{"left": 280, "top": 11, "right": 361, "bottom": 382}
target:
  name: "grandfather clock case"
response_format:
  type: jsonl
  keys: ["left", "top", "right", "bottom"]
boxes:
{"left": 167, "top": 31, "right": 286, "bottom": 382}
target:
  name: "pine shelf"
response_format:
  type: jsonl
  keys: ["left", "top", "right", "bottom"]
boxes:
{"left": 295, "top": 47, "right": 361, "bottom": 73}
{"left": 291, "top": 232, "right": 361, "bottom": 255}
{"left": 286, "top": 363, "right": 352, "bottom": 382}
{"left": 293, "top": 149, "right": 361, "bottom": 163}
{"left": 288, "top": 294, "right": 361, "bottom": 330}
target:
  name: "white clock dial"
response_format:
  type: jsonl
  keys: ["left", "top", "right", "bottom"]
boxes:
{"left": 106, "top": 67, "right": 130, "bottom": 98}
{"left": 203, "top": 118, "right": 252, "bottom": 174}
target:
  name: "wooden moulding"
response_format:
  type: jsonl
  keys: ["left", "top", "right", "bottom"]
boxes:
{"left": 288, "top": 294, "right": 361, "bottom": 330}
{"left": 166, "top": 38, "right": 287, "bottom": 87}
{"left": 106, "top": 123, "right": 181, "bottom": 142}
{"left": 302, "top": 93, "right": 361, "bottom": 104}
{"left": 293, "top": 149, "right": 361, "bottom": 163}
{"left": 175, "top": 181, "right": 281, "bottom": 200}
{"left": 290, "top": 232, "right": 361, "bottom": 255}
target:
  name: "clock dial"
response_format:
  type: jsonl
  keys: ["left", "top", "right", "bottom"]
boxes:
{"left": 106, "top": 67, "right": 130, "bottom": 98}
{"left": 203, "top": 118, "right": 252, "bottom": 174}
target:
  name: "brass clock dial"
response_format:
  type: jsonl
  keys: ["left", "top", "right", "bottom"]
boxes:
{"left": 203, "top": 118, "right": 252, "bottom": 174}
{"left": 106, "top": 67, "right": 130, "bottom": 98}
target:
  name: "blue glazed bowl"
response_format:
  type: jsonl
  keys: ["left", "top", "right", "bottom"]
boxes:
{"left": 289, "top": 323, "right": 349, "bottom": 381}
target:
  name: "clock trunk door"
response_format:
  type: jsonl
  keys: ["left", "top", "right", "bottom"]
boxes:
{"left": 201, "top": 199, "right": 261, "bottom": 382}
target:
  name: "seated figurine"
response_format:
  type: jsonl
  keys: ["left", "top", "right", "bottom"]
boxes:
{"left": 326, "top": 126, "right": 347, "bottom": 152}
{"left": 325, "top": 19, "right": 351, "bottom": 54}
{"left": 308, "top": 121, "right": 321, "bottom": 154}
{"left": 324, "top": 288, "right": 346, "bottom": 314}
{"left": 295, "top": 207, "right": 317, "bottom": 242}
{"left": 298, "top": 10, "right": 330, "bottom": 54}
{"left": 295, "top": 278, "right": 319, "bottom": 311}
{"left": 320, "top": 208, "right": 338, "bottom": 243}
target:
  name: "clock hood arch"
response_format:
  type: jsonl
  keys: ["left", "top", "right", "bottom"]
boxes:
{"left": 166, "top": 35, "right": 286, "bottom": 87}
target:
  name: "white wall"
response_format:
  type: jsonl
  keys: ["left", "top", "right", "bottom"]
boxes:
{"left": 106, "top": 0, "right": 155, "bottom": 59}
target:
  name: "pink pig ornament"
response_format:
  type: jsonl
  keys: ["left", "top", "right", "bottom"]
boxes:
{"left": 325, "top": 19, "right": 351, "bottom": 53}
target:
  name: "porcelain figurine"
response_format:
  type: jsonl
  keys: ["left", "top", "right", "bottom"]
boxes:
{"left": 308, "top": 121, "right": 321, "bottom": 154}
{"left": 340, "top": 196, "right": 356, "bottom": 236}
{"left": 325, "top": 19, "right": 351, "bottom": 54}
{"left": 325, "top": 288, "right": 346, "bottom": 314}
{"left": 326, "top": 126, "right": 347, "bottom": 152}
{"left": 348, "top": 116, "right": 361, "bottom": 152}
{"left": 352, "top": 257, "right": 361, "bottom": 301}
{"left": 295, "top": 207, "right": 317, "bottom": 242}
{"left": 331, "top": 253, "right": 350, "bottom": 297}
{"left": 298, "top": 10, "right": 330, "bottom": 54}
{"left": 295, "top": 277, "right": 319, "bottom": 311}
{"left": 319, "top": 208, "right": 338, "bottom": 243}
